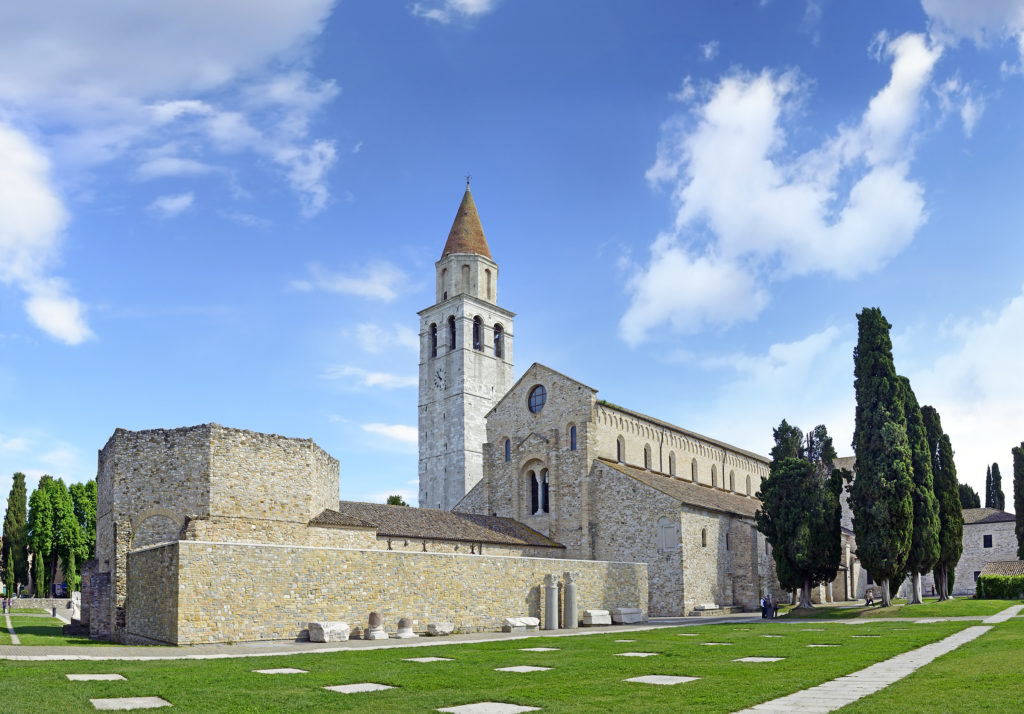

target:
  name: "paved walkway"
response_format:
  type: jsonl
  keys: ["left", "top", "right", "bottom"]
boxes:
{"left": 4, "top": 614, "right": 20, "bottom": 645}
{"left": 736, "top": 604, "right": 1023, "bottom": 713}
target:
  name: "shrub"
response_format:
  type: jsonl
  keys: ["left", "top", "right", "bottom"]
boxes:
{"left": 975, "top": 574, "right": 1024, "bottom": 599}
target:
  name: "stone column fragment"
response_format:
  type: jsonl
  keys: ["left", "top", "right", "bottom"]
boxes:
{"left": 563, "top": 571, "right": 578, "bottom": 629}
{"left": 543, "top": 573, "right": 559, "bottom": 630}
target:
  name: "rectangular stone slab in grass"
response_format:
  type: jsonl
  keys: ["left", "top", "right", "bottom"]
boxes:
{"left": 761, "top": 635, "right": 783, "bottom": 638}
{"left": 90, "top": 697, "right": 171, "bottom": 710}
{"left": 324, "top": 683, "right": 394, "bottom": 694}
{"left": 733, "top": 657, "right": 784, "bottom": 663}
{"left": 807, "top": 644, "right": 840, "bottom": 647}
{"left": 701, "top": 642, "right": 732, "bottom": 645}
{"left": 437, "top": 704, "right": 541, "bottom": 713}
{"left": 624, "top": 675, "right": 699, "bottom": 685}
{"left": 68, "top": 674, "right": 127, "bottom": 681}
{"left": 519, "top": 647, "right": 559, "bottom": 651}
{"left": 252, "top": 668, "right": 308, "bottom": 674}
{"left": 615, "top": 652, "right": 658, "bottom": 657}
{"left": 403, "top": 657, "right": 453, "bottom": 663}
{"left": 495, "top": 666, "right": 551, "bottom": 673}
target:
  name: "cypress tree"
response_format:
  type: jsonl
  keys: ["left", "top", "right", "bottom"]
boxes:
{"left": 958, "top": 483, "right": 980, "bottom": 509}
{"left": 899, "top": 377, "right": 940, "bottom": 604}
{"left": 2, "top": 472, "right": 29, "bottom": 593}
{"left": 990, "top": 463, "right": 1005, "bottom": 511}
{"left": 1013, "top": 443, "right": 1024, "bottom": 560}
{"left": 756, "top": 422, "right": 843, "bottom": 608}
{"left": 922, "top": 406, "right": 963, "bottom": 600}
{"left": 850, "top": 308, "right": 914, "bottom": 606}
{"left": 985, "top": 465, "right": 993, "bottom": 508}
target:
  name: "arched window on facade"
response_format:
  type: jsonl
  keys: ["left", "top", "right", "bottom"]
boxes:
{"left": 669, "top": 451, "right": 676, "bottom": 477}
{"left": 616, "top": 435, "right": 625, "bottom": 463}
{"left": 448, "top": 316, "right": 456, "bottom": 349}
{"left": 529, "top": 470, "right": 539, "bottom": 515}
{"left": 494, "top": 323, "right": 504, "bottom": 358}
{"left": 711, "top": 464, "right": 718, "bottom": 488}
{"left": 485, "top": 268, "right": 492, "bottom": 300}
{"left": 691, "top": 459, "right": 698, "bottom": 482}
{"left": 569, "top": 425, "right": 577, "bottom": 451}
{"left": 441, "top": 268, "right": 448, "bottom": 300}
{"left": 656, "top": 517, "right": 677, "bottom": 553}
{"left": 504, "top": 439, "right": 511, "bottom": 462}
{"left": 540, "top": 469, "right": 550, "bottom": 514}
{"left": 429, "top": 323, "right": 437, "bottom": 358}
{"left": 461, "top": 264, "right": 470, "bottom": 291}
{"left": 643, "top": 444, "right": 652, "bottom": 470}
{"left": 472, "top": 316, "right": 482, "bottom": 350}
{"left": 729, "top": 470, "right": 735, "bottom": 492}
{"left": 701, "top": 528, "right": 707, "bottom": 547}
{"left": 725, "top": 533, "right": 731, "bottom": 551}
{"left": 746, "top": 475, "right": 752, "bottom": 496}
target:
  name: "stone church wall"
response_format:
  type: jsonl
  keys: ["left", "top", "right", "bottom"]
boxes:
{"left": 594, "top": 404, "right": 769, "bottom": 498}
{"left": 920, "top": 520, "right": 1018, "bottom": 596}
{"left": 128, "top": 540, "right": 647, "bottom": 645}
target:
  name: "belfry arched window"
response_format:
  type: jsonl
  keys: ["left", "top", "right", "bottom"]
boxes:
{"left": 429, "top": 323, "right": 437, "bottom": 358}
{"left": 448, "top": 316, "right": 456, "bottom": 349}
{"left": 540, "top": 469, "right": 550, "bottom": 514}
{"left": 494, "top": 324, "right": 504, "bottom": 358}
{"left": 472, "top": 316, "right": 482, "bottom": 351}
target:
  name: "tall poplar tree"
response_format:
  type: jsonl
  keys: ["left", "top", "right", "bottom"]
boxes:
{"left": 756, "top": 422, "right": 844, "bottom": 608}
{"left": 899, "top": 377, "right": 939, "bottom": 604}
{"left": 2, "top": 472, "right": 29, "bottom": 593}
{"left": 850, "top": 308, "right": 914, "bottom": 607}
{"left": 989, "top": 463, "right": 1005, "bottom": 510}
{"left": 27, "top": 476, "right": 56, "bottom": 596}
{"left": 1013, "top": 443, "right": 1024, "bottom": 560}
{"left": 922, "top": 406, "right": 963, "bottom": 600}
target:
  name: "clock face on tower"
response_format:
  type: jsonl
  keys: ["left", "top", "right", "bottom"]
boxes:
{"left": 434, "top": 367, "right": 446, "bottom": 390}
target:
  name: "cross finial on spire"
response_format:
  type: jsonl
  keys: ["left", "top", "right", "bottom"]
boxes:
{"left": 465, "top": 173, "right": 472, "bottom": 189}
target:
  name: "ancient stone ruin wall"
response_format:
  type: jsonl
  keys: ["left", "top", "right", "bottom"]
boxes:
{"left": 128, "top": 540, "right": 648, "bottom": 645}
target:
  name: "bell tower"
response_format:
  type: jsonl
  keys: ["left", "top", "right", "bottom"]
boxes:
{"left": 417, "top": 183, "right": 515, "bottom": 509}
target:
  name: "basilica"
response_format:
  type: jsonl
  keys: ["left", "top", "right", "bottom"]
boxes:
{"left": 419, "top": 185, "right": 785, "bottom": 615}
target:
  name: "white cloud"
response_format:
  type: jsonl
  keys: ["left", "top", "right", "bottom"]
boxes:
{"left": 148, "top": 192, "right": 195, "bottom": 219}
{"left": 910, "top": 284, "right": 1024, "bottom": 498}
{"left": 696, "top": 326, "right": 855, "bottom": 458}
{"left": 352, "top": 323, "right": 420, "bottom": 354}
{"left": 322, "top": 365, "right": 418, "bottom": 389}
{"left": 0, "top": 3, "right": 340, "bottom": 214}
{"left": 0, "top": 435, "right": 30, "bottom": 452}
{"left": 935, "top": 76, "right": 986, "bottom": 137}
{"left": 412, "top": 0, "right": 497, "bottom": 23}
{"left": 623, "top": 33, "right": 939, "bottom": 345}
{"left": 292, "top": 261, "right": 408, "bottom": 301}
{"left": 0, "top": 124, "right": 93, "bottom": 344}
{"left": 700, "top": 41, "right": 719, "bottom": 61}
{"left": 922, "top": 0, "right": 1024, "bottom": 70}
{"left": 362, "top": 423, "right": 418, "bottom": 444}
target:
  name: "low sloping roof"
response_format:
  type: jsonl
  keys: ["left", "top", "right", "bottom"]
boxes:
{"left": 309, "top": 509, "right": 375, "bottom": 529}
{"left": 980, "top": 560, "right": 1024, "bottom": 577}
{"left": 597, "top": 458, "right": 761, "bottom": 519}
{"left": 963, "top": 507, "right": 1016, "bottom": 525}
{"left": 334, "top": 501, "right": 563, "bottom": 548}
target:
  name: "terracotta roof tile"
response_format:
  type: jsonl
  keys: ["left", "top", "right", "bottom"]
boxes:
{"left": 441, "top": 188, "right": 492, "bottom": 259}
{"left": 309, "top": 509, "right": 374, "bottom": 529}
{"left": 980, "top": 560, "right": 1024, "bottom": 577}
{"left": 597, "top": 458, "right": 761, "bottom": 518}
{"left": 962, "top": 507, "right": 1016, "bottom": 525}
{"left": 334, "top": 501, "right": 563, "bottom": 548}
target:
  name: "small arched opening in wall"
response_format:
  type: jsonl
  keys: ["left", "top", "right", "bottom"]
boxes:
{"left": 746, "top": 474, "right": 752, "bottom": 496}
{"left": 461, "top": 263, "right": 470, "bottom": 291}
{"left": 691, "top": 458, "right": 698, "bottom": 482}
{"left": 701, "top": 528, "right": 707, "bottom": 547}
{"left": 494, "top": 323, "right": 504, "bottom": 358}
{"left": 131, "top": 508, "right": 185, "bottom": 550}
{"left": 448, "top": 316, "right": 456, "bottom": 349}
{"left": 485, "top": 268, "right": 492, "bottom": 300}
{"left": 568, "top": 424, "right": 577, "bottom": 451}
{"left": 729, "top": 470, "right": 735, "bottom": 492}
{"left": 711, "top": 464, "right": 718, "bottom": 488}
{"left": 504, "top": 438, "right": 511, "bottom": 462}
{"left": 616, "top": 435, "right": 625, "bottom": 463}
{"left": 668, "top": 451, "right": 676, "bottom": 477}
{"left": 522, "top": 459, "right": 547, "bottom": 517}
{"left": 429, "top": 323, "right": 438, "bottom": 358}
{"left": 643, "top": 444, "right": 652, "bottom": 470}
{"left": 472, "top": 316, "right": 483, "bottom": 351}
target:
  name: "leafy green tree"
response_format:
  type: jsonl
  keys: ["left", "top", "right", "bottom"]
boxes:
{"left": 70, "top": 480, "right": 97, "bottom": 562}
{"left": 899, "top": 377, "right": 940, "bottom": 604}
{"left": 28, "top": 476, "right": 56, "bottom": 596}
{"left": 923, "top": 406, "right": 963, "bottom": 600}
{"left": 988, "top": 463, "right": 1005, "bottom": 510}
{"left": 2, "top": 472, "right": 29, "bottom": 593}
{"left": 51, "top": 479, "right": 83, "bottom": 592}
{"left": 756, "top": 421, "right": 844, "bottom": 608}
{"left": 850, "top": 308, "right": 914, "bottom": 606}
{"left": 1013, "top": 443, "right": 1024, "bottom": 560}
{"left": 958, "top": 483, "right": 980, "bottom": 509}
{"left": 385, "top": 495, "right": 409, "bottom": 506}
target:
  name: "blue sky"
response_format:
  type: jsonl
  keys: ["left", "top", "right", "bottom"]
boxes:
{"left": 3, "top": 0, "right": 1024, "bottom": 514}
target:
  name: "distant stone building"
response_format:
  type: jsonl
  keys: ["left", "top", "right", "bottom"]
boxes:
{"left": 920, "top": 507, "right": 1018, "bottom": 597}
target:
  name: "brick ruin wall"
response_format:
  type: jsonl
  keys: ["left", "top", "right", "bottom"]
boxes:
{"left": 127, "top": 541, "right": 648, "bottom": 645}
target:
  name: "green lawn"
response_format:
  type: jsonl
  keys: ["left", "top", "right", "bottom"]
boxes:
{"left": 785, "top": 598, "right": 1021, "bottom": 620}
{"left": 841, "top": 617, "right": 1024, "bottom": 712}
{"left": 0, "top": 621, "right": 974, "bottom": 713}
{"left": 6, "top": 616, "right": 113, "bottom": 647}
{"left": 10, "top": 608, "right": 50, "bottom": 614}
{"left": 0, "top": 624, "right": 10, "bottom": 645}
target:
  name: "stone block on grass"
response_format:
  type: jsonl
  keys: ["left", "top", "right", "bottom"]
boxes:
{"left": 581, "top": 609, "right": 611, "bottom": 626}
{"left": 427, "top": 621, "right": 455, "bottom": 636}
{"left": 610, "top": 607, "right": 643, "bottom": 624}
{"left": 308, "top": 621, "right": 350, "bottom": 643}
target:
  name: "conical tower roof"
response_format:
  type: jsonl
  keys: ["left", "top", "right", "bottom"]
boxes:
{"left": 441, "top": 186, "right": 492, "bottom": 260}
